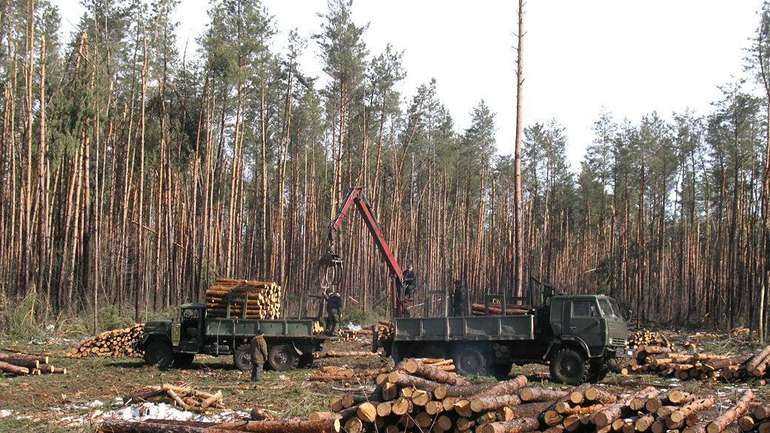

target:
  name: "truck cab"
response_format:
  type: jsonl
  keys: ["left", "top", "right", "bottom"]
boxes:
{"left": 544, "top": 295, "right": 627, "bottom": 383}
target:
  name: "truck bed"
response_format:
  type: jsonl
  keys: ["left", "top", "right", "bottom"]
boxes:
{"left": 205, "top": 318, "right": 323, "bottom": 339}
{"left": 394, "top": 315, "right": 535, "bottom": 341}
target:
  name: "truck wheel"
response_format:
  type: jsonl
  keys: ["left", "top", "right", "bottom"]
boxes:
{"left": 587, "top": 359, "right": 609, "bottom": 383}
{"left": 234, "top": 345, "right": 252, "bottom": 372}
{"left": 549, "top": 348, "right": 589, "bottom": 385}
{"left": 453, "top": 345, "right": 489, "bottom": 376}
{"left": 268, "top": 344, "right": 298, "bottom": 371}
{"left": 144, "top": 340, "right": 173, "bottom": 370}
{"left": 173, "top": 353, "right": 195, "bottom": 369}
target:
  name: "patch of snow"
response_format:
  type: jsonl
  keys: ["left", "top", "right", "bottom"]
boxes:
{"left": 56, "top": 402, "right": 248, "bottom": 428}
{"left": 0, "top": 410, "right": 11, "bottom": 419}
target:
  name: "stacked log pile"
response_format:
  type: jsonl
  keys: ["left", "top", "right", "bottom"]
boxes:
{"left": 205, "top": 278, "right": 282, "bottom": 320}
{"left": 624, "top": 344, "right": 770, "bottom": 382}
{"left": 329, "top": 365, "right": 760, "bottom": 433}
{"left": 0, "top": 351, "right": 66, "bottom": 376}
{"left": 70, "top": 324, "right": 144, "bottom": 358}
{"left": 471, "top": 303, "right": 530, "bottom": 316}
{"left": 628, "top": 330, "right": 671, "bottom": 348}
{"left": 124, "top": 384, "right": 225, "bottom": 413}
{"left": 375, "top": 321, "right": 395, "bottom": 343}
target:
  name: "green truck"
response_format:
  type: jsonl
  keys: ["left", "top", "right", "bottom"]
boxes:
{"left": 138, "top": 303, "right": 330, "bottom": 371}
{"left": 374, "top": 293, "right": 628, "bottom": 385}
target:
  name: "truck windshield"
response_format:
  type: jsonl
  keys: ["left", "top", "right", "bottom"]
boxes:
{"left": 598, "top": 298, "right": 619, "bottom": 318}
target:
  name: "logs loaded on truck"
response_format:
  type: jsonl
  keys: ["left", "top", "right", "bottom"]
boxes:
{"left": 372, "top": 293, "right": 629, "bottom": 384}
{"left": 137, "top": 278, "right": 331, "bottom": 371}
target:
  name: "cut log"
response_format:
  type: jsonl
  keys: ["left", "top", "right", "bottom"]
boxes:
{"left": 668, "top": 390, "right": 695, "bottom": 405}
{"left": 478, "top": 416, "right": 541, "bottom": 433}
{"left": 470, "top": 394, "right": 522, "bottom": 413}
{"left": 671, "top": 399, "right": 715, "bottom": 424}
{"left": 585, "top": 386, "right": 617, "bottom": 404}
{"left": 386, "top": 371, "right": 441, "bottom": 392}
{"left": 472, "top": 375, "right": 528, "bottom": 398}
{"left": 635, "top": 414, "right": 656, "bottom": 432}
{"left": 592, "top": 387, "right": 658, "bottom": 427}
{"left": 746, "top": 346, "right": 770, "bottom": 375}
{"left": 706, "top": 390, "right": 754, "bottom": 433}
{"left": 398, "top": 358, "right": 469, "bottom": 385}
{"left": 519, "top": 387, "right": 568, "bottom": 402}
{"left": 0, "top": 360, "right": 30, "bottom": 375}
{"left": 391, "top": 397, "right": 410, "bottom": 416}
{"left": 375, "top": 401, "right": 391, "bottom": 417}
{"left": 355, "top": 402, "right": 377, "bottom": 423}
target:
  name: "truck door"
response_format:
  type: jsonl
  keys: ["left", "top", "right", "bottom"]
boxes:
{"left": 178, "top": 307, "right": 204, "bottom": 353}
{"left": 567, "top": 300, "right": 603, "bottom": 356}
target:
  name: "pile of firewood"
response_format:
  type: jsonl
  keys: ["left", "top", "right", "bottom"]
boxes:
{"left": 623, "top": 344, "right": 770, "bottom": 382}
{"left": 70, "top": 324, "right": 144, "bottom": 358}
{"left": 205, "top": 278, "right": 282, "bottom": 320}
{"left": 0, "top": 351, "right": 66, "bottom": 376}
{"left": 375, "top": 321, "right": 394, "bottom": 343}
{"left": 628, "top": 329, "right": 671, "bottom": 348}
{"left": 471, "top": 303, "right": 530, "bottom": 316}
{"left": 124, "top": 384, "right": 225, "bottom": 413}
{"left": 328, "top": 357, "right": 762, "bottom": 433}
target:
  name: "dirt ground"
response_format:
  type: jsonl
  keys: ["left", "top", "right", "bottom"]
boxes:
{"left": 0, "top": 329, "right": 767, "bottom": 432}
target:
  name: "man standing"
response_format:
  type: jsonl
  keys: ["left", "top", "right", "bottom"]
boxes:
{"left": 249, "top": 330, "right": 268, "bottom": 382}
{"left": 452, "top": 280, "right": 468, "bottom": 316}
{"left": 403, "top": 264, "right": 417, "bottom": 299}
{"left": 324, "top": 288, "right": 342, "bottom": 336}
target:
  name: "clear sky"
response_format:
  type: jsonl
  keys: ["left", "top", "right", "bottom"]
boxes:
{"left": 54, "top": 0, "right": 762, "bottom": 168}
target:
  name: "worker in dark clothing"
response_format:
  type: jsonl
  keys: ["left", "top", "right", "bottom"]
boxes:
{"left": 324, "top": 288, "right": 343, "bottom": 336}
{"left": 249, "top": 330, "right": 268, "bottom": 382}
{"left": 402, "top": 264, "right": 417, "bottom": 299}
{"left": 451, "top": 280, "right": 468, "bottom": 316}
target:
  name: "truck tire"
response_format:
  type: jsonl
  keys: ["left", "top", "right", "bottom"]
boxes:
{"left": 144, "top": 339, "right": 173, "bottom": 370}
{"left": 453, "top": 345, "right": 490, "bottom": 376}
{"left": 174, "top": 353, "right": 195, "bottom": 369}
{"left": 234, "top": 345, "right": 252, "bottom": 372}
{"left": 268, "top": 343, "right": 298, "bottom": 371}
{"left": 549, "top": 347, "right": 589, "bottom": 385}
{"left": 587, "top": 359, "right": 609, "bottom": 383}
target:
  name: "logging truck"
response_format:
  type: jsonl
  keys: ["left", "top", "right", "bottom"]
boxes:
{"left": 373, "top": 293, "right": 628, "bottom": 385}
{"left": 139, "top": 303, "right": 330, "bottom": 371}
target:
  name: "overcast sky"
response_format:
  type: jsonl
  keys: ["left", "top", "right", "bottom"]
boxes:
{"left": 53, "top": 0, "right": 762, "bottom": 168}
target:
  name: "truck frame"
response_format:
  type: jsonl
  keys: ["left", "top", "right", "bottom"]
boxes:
{"left": 138, "top": 303, "right": 331, "bottom": 371}
{"left": 375, "top": 292, "right": 628, "bottom": 384}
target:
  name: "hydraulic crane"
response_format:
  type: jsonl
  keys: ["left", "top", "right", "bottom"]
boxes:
{"left": 318, "top": 187, "right": 410, "bottom": 317}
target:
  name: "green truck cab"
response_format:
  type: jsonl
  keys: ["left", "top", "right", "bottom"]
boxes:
{"left": 376, "top": 294, "right": 627, "bottom": 385}
{"left": 138, "top": 304, "right": 330, "bottom": 371}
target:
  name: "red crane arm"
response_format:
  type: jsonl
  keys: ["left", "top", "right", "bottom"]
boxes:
{"left": 329, "top": 187, "right": 404, "bottom": 284}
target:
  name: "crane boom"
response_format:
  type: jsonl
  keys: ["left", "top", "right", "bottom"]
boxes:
{"left": 329, "top": 187, "right": 404, "bottom": 284}
{"left": 320, "top": 187, "right": 406, "bottom": 316}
